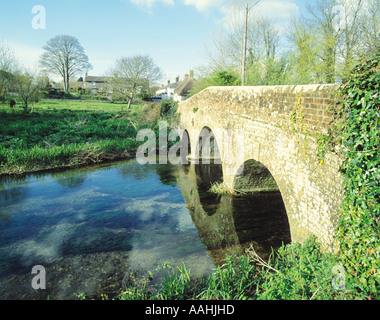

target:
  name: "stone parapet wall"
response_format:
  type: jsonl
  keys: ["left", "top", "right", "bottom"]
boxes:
{"left": 180, "top": 84, "right": 341, "bottom": 135}
{"left": 178, "top": 84, "right": 344, "bottom": 250}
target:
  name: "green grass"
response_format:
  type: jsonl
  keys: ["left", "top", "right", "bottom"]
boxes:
{"left": 0, "top": 99, "right": 144, "bottom": 175}
{"left": 209, "top": 181, "right": 241, "bottom": 196}
{"left": 112, "top": 236, "right": 361, "bottom": 301}
{"left": 36, "top": 99, "right": 133, "bottom": 113}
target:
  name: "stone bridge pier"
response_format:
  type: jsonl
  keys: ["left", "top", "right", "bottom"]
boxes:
{"left": 178, "top": 84, "right": 344, "bottom": 250}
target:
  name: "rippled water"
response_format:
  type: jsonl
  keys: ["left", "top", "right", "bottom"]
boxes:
{"left": 0, "top": 159, "right": 290, "bottom": 300}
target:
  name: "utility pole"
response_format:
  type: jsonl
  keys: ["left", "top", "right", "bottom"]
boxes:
{"left": 241, "top": 0, "right": 261, "bottom": 86}
{"left": 241, "top": 4, "right": 249, "bottom": 86}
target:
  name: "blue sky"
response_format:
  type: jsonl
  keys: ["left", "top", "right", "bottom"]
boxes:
{"left": 0, "top": 0, "right": 308, "bottom": 84}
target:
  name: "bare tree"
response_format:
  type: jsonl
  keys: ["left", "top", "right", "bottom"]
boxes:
{"left": 107, "top": 55, "right": 163, "bottom": 109}
{"left": 306, "top": 0, "right": 342, "bottom": 83}
{"left": 39, "top": 35, "right": 92, "bottom": 92}
{"left": 203, "top": 0, "right": 280, "bottom": 84}
{"left": 336, "top": 0, "right": 366, "bottom": 78}
{"left": 0, "top": 41, "right": 19, "bottom": 98}
{"left": 361, "top": 0, "right": 380, "bottom": 56}
{"left": 13, "top": 70, "right": 44, "bottom": 113}
{"left": 287, "top": 17, "right": 320, "bottom": 84}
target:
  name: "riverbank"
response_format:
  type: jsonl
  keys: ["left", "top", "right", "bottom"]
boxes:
{"left": 100, "top": 236, "right": 361, "bottom": 300}
{"left": 0, "top": 100, "right": 148, "bottom": 176}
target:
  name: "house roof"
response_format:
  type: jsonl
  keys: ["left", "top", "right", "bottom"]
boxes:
{"left": 174, "top": 75, "right": 196, "bottom": 96}
{"left": 156, "top": 70, "right": 196, "bottom": 96}
{"left": 169, "top": 82, "right": 181, "bottom": 89}
{"left": 84, "top": 76, "right": 108, "bottom": 83}
{"left": 69, "top": 81, "right": 83, "bottom": 89}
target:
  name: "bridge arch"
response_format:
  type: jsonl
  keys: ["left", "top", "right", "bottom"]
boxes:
{"left": 181, "top": 129, "right": 191, "bottom": 155}
{"left": 178, "top": 84, "right": 344, "bottom": 249}
{"left": 193, "top": 126, "right": 222, "bottom": 164}
{"left": 231, "top": 158, "right": 292, "bottom": 243}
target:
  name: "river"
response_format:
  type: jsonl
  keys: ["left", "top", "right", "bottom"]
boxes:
{"left": 0, "top": 159, "right": 290, "bottom": 300}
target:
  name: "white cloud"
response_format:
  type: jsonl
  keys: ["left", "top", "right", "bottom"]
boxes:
{"left": 256, "top": 0, "right": 299, "bottom": 20}
{"left": 121, "top": 0, "right": 299, "bottom": 35}
{"left": 123, "top": 0, "right": 174, "bottom": 9}
{"left": 123, "top": 0, "right": 226, "bottom": 12}
{"left": 255, "top": 0, "right": 299, "bottom": 33}
{"left": 183, "top": 0, "right": 226, "bottom": 12}
{"left": 218, "top": 0, "right": 299, "bottom": 34}
{"left": 123, "top": 0, "right": 298, "bottom": 19}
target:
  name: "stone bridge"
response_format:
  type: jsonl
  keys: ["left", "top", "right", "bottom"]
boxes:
{"left": 177, "top": 84, "right": 344, "bottom": 249}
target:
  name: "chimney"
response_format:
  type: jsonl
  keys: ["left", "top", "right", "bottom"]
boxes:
{"left": 176, "top": 75, "right": 180, "bottom": 83}
{"left": 189, "top": 69, "right": 194, "bottom": 78}
{"left": 184, "top": 74, "right": 189, "bottom": 80}
{"left": 167, "top": 79, "right": 171, "bottom": 86}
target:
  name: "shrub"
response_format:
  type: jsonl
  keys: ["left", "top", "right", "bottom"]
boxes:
{"left": 140, "top": 102, "right": 160, "bottom": 126}
{"left": 190, "top": 70, "right": 241, "bottom": 95}
{"left": 159, "top": 99, "right": 178, "bottom": 119}
{"left": 254, "top": 236, "right": 340, "bottom": 300}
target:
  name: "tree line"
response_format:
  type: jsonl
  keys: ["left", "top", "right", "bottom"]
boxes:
{"left": 2, "top": 0, "right": 379, "bottom": 109}
{"left": 0, "top": 35, "right": 163, "bottom": 111}
{"left": 192, "top": 0, "right": 380, "bottom": 93}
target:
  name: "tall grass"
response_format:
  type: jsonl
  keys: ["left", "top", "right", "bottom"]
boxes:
{"left": 115, "top": 236, "right": 358, "bottom": 301}
{"left": 0, "top": 100, "right": 144, "bottom": 175}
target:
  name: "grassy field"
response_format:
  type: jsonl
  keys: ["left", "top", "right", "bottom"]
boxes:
{"left": 0, "top": 99, "right": 148, "bottom": 175}
{"left": 36, "top": 99, "right": 131, "bottom": 113}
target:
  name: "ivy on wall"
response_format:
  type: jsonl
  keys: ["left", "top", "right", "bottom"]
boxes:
{"left": 336, "top": 51, "right": 380, "bottom": 298}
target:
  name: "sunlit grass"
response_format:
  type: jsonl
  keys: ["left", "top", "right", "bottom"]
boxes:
{"left": 209, "top": 181, "right": 242, "bottom": 196}
{"left": 114, "top": 236, "right": 355, "bottom": 301}
{"left": 0, "top": 99, "right": 144, "bottom": 175}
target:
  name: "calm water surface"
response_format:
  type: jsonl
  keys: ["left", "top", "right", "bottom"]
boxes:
{"left": 0, "top": 160, "right": 290, "bottom": 300}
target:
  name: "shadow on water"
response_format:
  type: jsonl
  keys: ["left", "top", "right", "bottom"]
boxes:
{"left": 175, "top": 162, "right": 291, "bottom": 266}
{"left": 0, "top": 159, "right": 291, "bottom": 300}
{"left": 194, "top": 162, "right": 223, "bottom": 216}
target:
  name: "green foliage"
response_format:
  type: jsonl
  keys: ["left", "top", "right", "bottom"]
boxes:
{"left": 13, "top": 72, "right": 43, "bottom": 112}
{"left": 0, "top": 100, "right": 143, "bottom": 174}
{"left": 155, "top": 262, "right": 194, "bottom": 300}
{"left": 256, "top": 237, "right": 341, "bottom": 300}
{"left": 114, "top": 236, "right": 358, "bottom": 301}
{"left": 316, "top": 133, "right": 334, "bottom": 162}
{"left": 191, "top": 70, "right": 240, "bottom": 95}
{"left": 198, "top": 255, "right": 257, "bottom": 300}
{"left": 209, "top": 181, "right": 238, "bottom": 196}
{"left": 246, "top": 57, "right": 290, "bottom": 86}
{"left": 159, "top": 99, "right": 178, "bottom": 119}
{"left": 208, "top": 70, "right": 241, "bottom": 86}
{"left": 336, "top": 51, "right": 380, "bottom": 298}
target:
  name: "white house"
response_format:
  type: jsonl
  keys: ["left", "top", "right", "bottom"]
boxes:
{"left": 156, "top": 70, "right": 196, "bottom": 102}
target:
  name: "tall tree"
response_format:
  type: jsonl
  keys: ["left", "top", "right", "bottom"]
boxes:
{"left": 287, "top": 18, "right": 319, "bottom": 84}
{"left": 107, "top": 55, "right": 163, "bottom": 109}
{"left": 361, "top": 0, "right": 380, "bottom": 56}
{"left": 39, "top": 35, "right": 91, "bottom": 92}
{"left": 336, "top": 0, "right": 365, "bottom": 79}
{"left": 306, "top": 0, "right": 342, "bottom": 83}
{"left": 202, "top": 1, "right": 282, "bottom": 85}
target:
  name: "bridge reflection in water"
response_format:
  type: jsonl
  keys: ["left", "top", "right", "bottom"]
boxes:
{"left": 172, "top": 162, "right": 291, "bottom": 265}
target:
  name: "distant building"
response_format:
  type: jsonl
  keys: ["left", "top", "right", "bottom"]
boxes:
{"left": 156, "top": 70, "right": 196, "bottom": 102}
{"left": 80, "top": 75, "right": 111, "bottom": 95}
